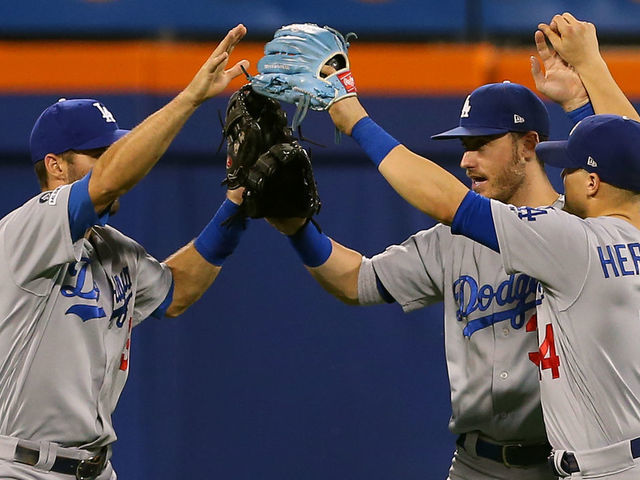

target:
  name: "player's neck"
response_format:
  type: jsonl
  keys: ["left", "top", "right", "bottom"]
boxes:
{"left": 591, "top": 203, "right": 640, "bottom": 229}
{"left": 507, "top": 172, "right": 559, "bottom": 208}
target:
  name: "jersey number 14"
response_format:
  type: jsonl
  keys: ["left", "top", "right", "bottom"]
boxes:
{"left": 526, "top": 314, "right": 560, "bottom": 379}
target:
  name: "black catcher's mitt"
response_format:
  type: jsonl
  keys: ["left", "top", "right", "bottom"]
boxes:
{"left": 222, "top": 84, "right": 321, "bottom": 219}
{"left": 243, "top": 143, "right": 321, "bottom": 218}
{"left": 223, "top": 84, "right": 292, "bottom": 189}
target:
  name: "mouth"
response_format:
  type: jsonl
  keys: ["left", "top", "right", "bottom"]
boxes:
{"left": 467, "top": 174, "right": 488, "bottom": 190}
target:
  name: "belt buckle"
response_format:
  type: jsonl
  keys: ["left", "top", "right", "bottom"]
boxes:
{"left": 75, "top": 450, "right": 106, "bottom": 480}
{"left": 502, "top": 444, "right": 523, "bottom": 468}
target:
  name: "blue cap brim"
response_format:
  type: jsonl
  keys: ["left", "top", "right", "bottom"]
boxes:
{"left": 431, "top": 126, "right": 510, "bottom": 140}
{"left": 535, "top": 140, "right": 580, "bottom": 168}
{"left": 73, "top": 128, "right": 130, "bottom": 151}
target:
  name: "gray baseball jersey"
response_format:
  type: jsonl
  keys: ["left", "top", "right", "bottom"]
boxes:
{"left": 357, "top": 197, "right": 563, "bottom": 444}
{"left": 0, "top": 181, "right": 172, "bottom": 449}
{"left": 491, "top": 202, "right": 640, "bottom": 452}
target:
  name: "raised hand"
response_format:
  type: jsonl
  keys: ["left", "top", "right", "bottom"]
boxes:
{"left": 531, "top": 29, "right": 588, "bottom": 112}
{"left": 537, "top": 13, "right": 601, "bottom": 72}
{"left": 182, "top": 24, "right": 250, "bottom": 107}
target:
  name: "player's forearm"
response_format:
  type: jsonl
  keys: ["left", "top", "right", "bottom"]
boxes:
{"left": 307, "top": 240, "right": 363, "bottom": 305}
{"left": 165, "top": 195, "right": 246, "bottom": 317}
{"left": 377, "top": 147, "right": 468, "bottom": 225}
{"left": 88, "top": 94, "right": 197, "bottom": 212}
{"left": 331, "top": 101, "right": 468, "bottom": 224}
{"left": 577, "top": 58, "right": 640, "bottom": 120}
{"left": 165, "top": 243, "right": 221, "bottom": 317}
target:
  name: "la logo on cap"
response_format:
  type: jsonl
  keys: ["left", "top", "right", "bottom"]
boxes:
{"left": 460, "top": 95, "right": 471, "bottom": 118}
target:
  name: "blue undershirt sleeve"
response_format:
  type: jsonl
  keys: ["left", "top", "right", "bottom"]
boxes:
{"left": 450, "top": 191, "right": 499, "bottom": 253}
{"left": 68, "top": 172, "right": 109, "bottom": 243}
{"left": 566, "top": 102, "right": 595, "bottom": 126}
{"left": 375, "top": 273, "right": 396, "bottom": 304}
{"left": 148, "top": 281, "right": 174, "bottom": 320}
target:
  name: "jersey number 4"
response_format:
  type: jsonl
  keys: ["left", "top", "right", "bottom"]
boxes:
{"left": 526, "top": 315, "right": 560, "bottom": 379}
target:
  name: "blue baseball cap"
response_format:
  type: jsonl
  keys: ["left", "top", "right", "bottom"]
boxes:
{"left": 29, "top": 98, "right": 130, "bottom": 164}
{"left": 431, "top": 81, "right": 550, "bottom": 139}
{"left": 535, "top": 114, "right": 640, "bottom": 192}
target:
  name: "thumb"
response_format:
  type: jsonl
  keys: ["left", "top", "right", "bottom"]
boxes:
{"left": 226, "top": 60, "right": 251, "bottom": 80}
{"left": 530, "top": 56, "right": 544, "bottom": 88}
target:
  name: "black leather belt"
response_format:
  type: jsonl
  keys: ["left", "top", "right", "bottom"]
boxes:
{"left": 549, "top": 437, "right": 640, "bottom": 476}
{"left": 456, "top": 434, "right": 552, "bottom": 468}
{"left": 14, "top": 443, "right": 108, "bottom": 480}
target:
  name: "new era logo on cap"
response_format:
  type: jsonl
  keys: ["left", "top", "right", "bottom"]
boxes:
{"left": 535, "top": 114, "right": 640, "bottom": 192}
{"left": 29, "top": 98, "right": 130, "bottom": 164}
{"left": 432, "top": 81, "right": 550, "bottom": 140}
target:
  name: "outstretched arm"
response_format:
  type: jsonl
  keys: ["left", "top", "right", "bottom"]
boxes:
{"left": 267, "top": 218, "right": 364, "bottom": 304}
{"left": 88, "top": 25, "right": 249, "bottom": 214}
{"left": 329, "top": 98, "right": 469, "bottom": 225}
{"left": 538, "top": 13, "right": 639, "bottom": 120}
{"left": 164, "top": 188, "right": 245, "bottom": 317}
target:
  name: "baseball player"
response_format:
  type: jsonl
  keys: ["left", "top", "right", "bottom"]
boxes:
{"left": 321, "top": 53, "right": 640, "bottom": 480}
{"left": 0, "top": 25, "right": 249, "bottom": 479}
{"left": 286, "top": 82, "right": 561, "bottom": 480}
{"left": 264, "top": 16, "right": 639, "bottom": 480}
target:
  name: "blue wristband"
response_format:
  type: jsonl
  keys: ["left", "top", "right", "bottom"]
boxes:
{"left": 194, "top": 199, "right": 246, "bottom": 266}
{"left": 351, "top": 117, "right": 401, "bottom": 167}
{"left": 288, "top": 221, "right": 333, "bottom": 267}
{"left": 567, "top": 102, "right": 595, "bottom": 125}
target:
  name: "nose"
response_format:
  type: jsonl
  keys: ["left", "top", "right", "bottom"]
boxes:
{"left": 460, "top": 150, "right": 477, "bottom": 169}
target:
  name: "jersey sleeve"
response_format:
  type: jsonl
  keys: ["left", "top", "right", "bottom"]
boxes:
{"left": 490, "top": 200, "right": 589, "bottom": 301}
{"left": 357, "top": 257, "right": 386, "bottom": 305}
{"left": 2, "top": 175, "right": 107, "bottom": 292}
{"left": 131, "top": 246, "right": 173, "bottom": 326}
{"left": 368, "top": 225, "right": 447, "bottom": 312}
{"left": 4, "top": 185, "right": 78, "bottom": 292}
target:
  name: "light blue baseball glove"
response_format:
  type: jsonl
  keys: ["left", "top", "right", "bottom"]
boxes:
{"left": 250, "top": 24, "right": 357, "bottom": 129}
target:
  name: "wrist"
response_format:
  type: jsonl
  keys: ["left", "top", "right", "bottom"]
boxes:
{"left": 226, "top": 187, "right": 244, "bottom": 205}
{"left": 566, "top": 101, "right": 595, "bottom": 125}
{"left": 287, "top": 220, "right": 333, "bottom": 267}
{"left": 561, "top": 96, "right": 590, "bottom": 113}
{"left": 328, "top": 97, "right": 367, "bottom": 135}
{"left": 194, "top": 199, "right": 247, "bottom": 266}
{"left": 175, "top": 89, "right": 203, "bottom": 110}
{"left": 350, "top": 117, "right": 401, "bottom": 167}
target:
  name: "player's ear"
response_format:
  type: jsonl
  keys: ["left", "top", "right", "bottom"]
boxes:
{"left": 586, "top": 172, "right": 601, "bottom": 197}
{"left": 43, "top": 153, "right": 66, "bottom": 186}
{"left": 521, "top": 131, "right": 539, "bottom": 159}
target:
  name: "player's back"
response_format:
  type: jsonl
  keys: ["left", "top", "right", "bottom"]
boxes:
{"left": 538, "top": 215, "right": 640, "bottom": 452}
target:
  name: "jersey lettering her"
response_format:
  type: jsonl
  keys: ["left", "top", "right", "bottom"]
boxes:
{"left": 597, "top": 243, "right": 640, "bottom": 278}
{"left": 453, "top": 273, "right": 540, "bottom": 337}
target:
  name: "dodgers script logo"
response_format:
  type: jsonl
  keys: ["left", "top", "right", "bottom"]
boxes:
{"left": 453, "top": 273, "right": 539, "bottom": 337}
{"left": 62, "top": 259, "right": 132, "bottom": 327}
{"left": 110, "top": 266, "right": 132, "bottom": 328}
{"left": 62, "top": 257, "right": 106, "bottom": 322}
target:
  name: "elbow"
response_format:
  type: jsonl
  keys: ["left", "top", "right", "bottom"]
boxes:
{"left": 164, "top": 304, "right": 185, "bottom": 318}
{"left": 337, "top": 294, "right": 360, "bottom": 306}
{"left": 164, "top": 292, "right": 200, "bottom": 318}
